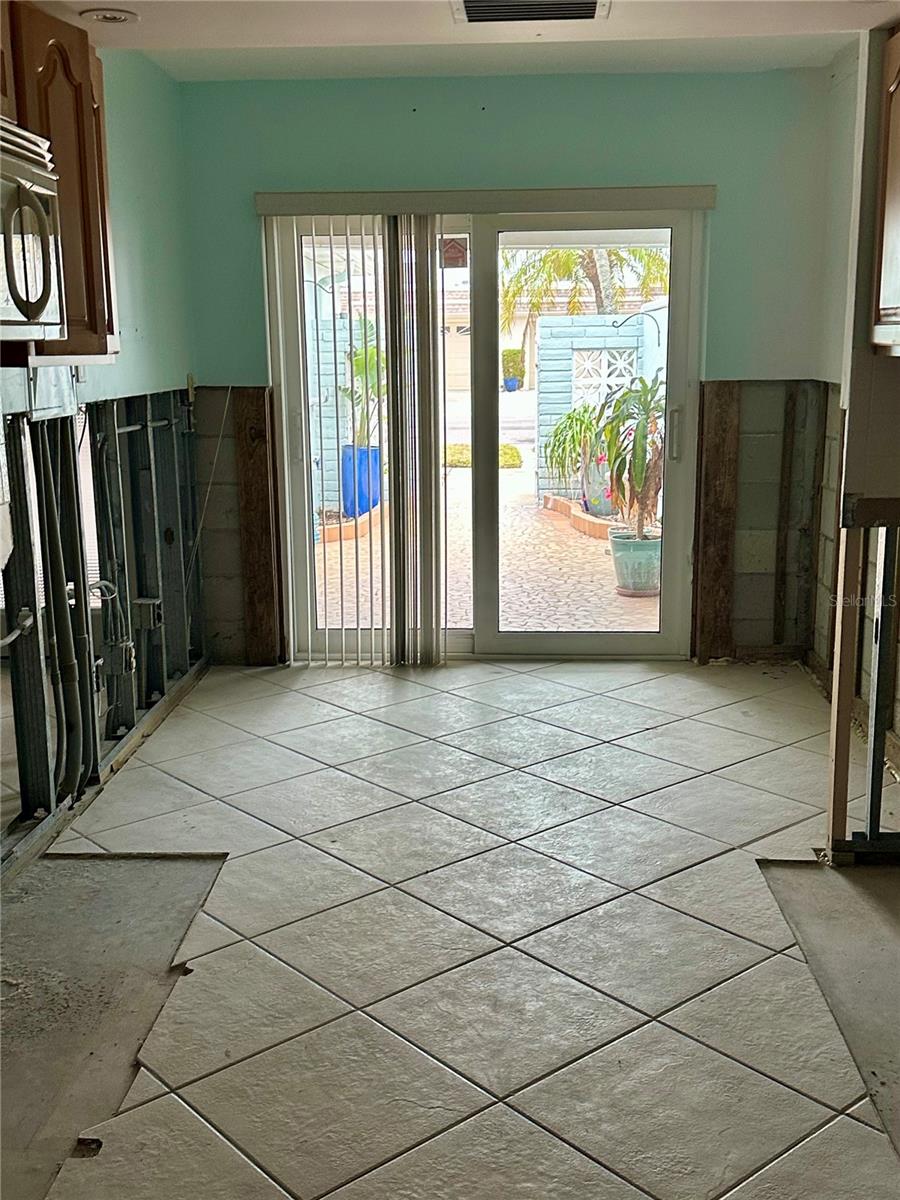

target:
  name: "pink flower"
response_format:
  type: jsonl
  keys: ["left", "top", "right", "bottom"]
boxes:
{"left": 603, "top": 487, "right": 612, "bottom": 499}
{"left": 595, "top": 452, "right": 607, "bottom": 465}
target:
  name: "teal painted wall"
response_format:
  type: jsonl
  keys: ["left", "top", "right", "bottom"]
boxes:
{"left": 820, "top": 44, "right": 859, "bottom": 385}
{"left": 77, "top": 52, "right": 191, "bottom": 403}
{"left": 178, "top": 67, "right": 840, "bottom": 386}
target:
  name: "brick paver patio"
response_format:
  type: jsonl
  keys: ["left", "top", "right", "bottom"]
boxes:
{"left": 314, "top": 467, "right": 659, "bottom": 634}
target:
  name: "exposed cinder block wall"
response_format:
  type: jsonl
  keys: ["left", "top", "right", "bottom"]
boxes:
{"left": 192, "top": 387, "right": 246, "bottom": 663}
{"left": 732, "top": 381, "right": 826, "bottom": 652}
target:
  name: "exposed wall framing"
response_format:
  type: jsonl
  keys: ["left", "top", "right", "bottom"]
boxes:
{"left": 1, "top": 391, "right": 204, "bottom": 843}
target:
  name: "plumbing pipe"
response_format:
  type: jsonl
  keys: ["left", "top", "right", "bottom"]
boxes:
{"left": 59, "top": 419, "right": 96, "bottom": 792}
{"left": 31, "top": 427, "right": 66, "bottom": 792}
{"left": 38, "top": 422, "right": 81, "bottom": 801}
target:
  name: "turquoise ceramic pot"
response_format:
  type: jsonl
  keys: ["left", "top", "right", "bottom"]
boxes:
{"left": 608, "top": 529, "right": 661, "bottom": 596}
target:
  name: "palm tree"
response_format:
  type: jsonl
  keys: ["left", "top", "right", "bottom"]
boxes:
{"left": 500, "top": 245, "right": 669, "bottom": 348}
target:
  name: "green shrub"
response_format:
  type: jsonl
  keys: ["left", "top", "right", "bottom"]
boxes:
{"left": 444, "top": 443, "right": 522, "bottom": 469}
{"left": 498, "top": 443, "right": 523, "bottom": 468}
{"left": 444, "top": 443, "right": 472, "bottom": 467}
{"left": 501, "top": 348, "right": 525, "bottom": 384}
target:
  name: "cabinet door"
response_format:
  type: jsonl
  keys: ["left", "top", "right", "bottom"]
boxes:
{"left": 874, "top": 30, "right": 900, "bottom": 344}
{"left": 11, "top": 2, "right": 113, "bottom": 356}
{"left": 90, "top": 46, "right": 118, "bottom": 352}
{"left": 1, "top": 1, "right": 17, "bottom": 121}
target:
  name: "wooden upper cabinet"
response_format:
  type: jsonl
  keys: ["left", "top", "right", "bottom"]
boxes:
{"left": 1, "top": 2, "right": 17, "bottom": 120}
{"left": 10, "top": 1, "right": 117, "bottom": 357}
{"left": 874, "top": 29, "right": 900, "bottom": 346}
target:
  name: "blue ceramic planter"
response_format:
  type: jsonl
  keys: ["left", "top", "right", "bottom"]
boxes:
{"left": 608, "top": 529, "right": 661, "bottom": 596}
{"left": 341, "top": 445, "right": 381, "bottom": 518}
{"left": 503, "top": 377, "right": 520, "bottom": 392}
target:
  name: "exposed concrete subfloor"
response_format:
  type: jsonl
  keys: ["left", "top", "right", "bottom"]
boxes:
{"left": 1, "top": 854, "right": 222, "bottom": 1200}
{"left": 761, "top": 861, "right": 900, "bottom": 1152}
{"left": 39, "top": 658, "right": 900, "bottom": 1200}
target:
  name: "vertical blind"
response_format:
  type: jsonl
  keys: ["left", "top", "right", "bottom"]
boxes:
{"left": 265, "top": 212, "right": 451, "bottom": 666}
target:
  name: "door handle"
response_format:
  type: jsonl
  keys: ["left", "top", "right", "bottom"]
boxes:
{"left": 667, "top": 406, "right": 682, "bottom": 462}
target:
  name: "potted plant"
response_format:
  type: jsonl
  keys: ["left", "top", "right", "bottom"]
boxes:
{"left": 501, "top": 348, "right": 525, "bottom": 392}
{"left": 339, "top": 318, "right": 386, "bottom": 518}
{"left": 544, "top": 403, "right": 603, "bottom": 513}
{"left": 601, "top": 373, "right": 665, "bottom": 596}
{"left": 544, "top": 402, "right": 613, "bottom": 517}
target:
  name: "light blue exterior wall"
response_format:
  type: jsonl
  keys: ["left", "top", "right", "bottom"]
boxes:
{"left": 536, "top": 314, "right": 645, "bottom": 497}
{"left": 303, "top": 298, "right": 351, "bottom": 512}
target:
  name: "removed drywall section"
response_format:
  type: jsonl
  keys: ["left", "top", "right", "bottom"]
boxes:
{"left": 694, "top": 380, "right": 827, "bottom": 660}
{"left": 732, "top": 383, "right": 785, "bottom": 648}
{"left": 232, "top": 387, "right": 284, "bottom": 666}
{"left": 732, "top": 381, "right": 827, "bottom": 653}
{"left": 192, "top": 387, "right": 245, "bottom": 664}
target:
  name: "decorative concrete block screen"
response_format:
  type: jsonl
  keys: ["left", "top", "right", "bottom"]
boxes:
{"left": 536, "top": 315, "right": 644, "bottom": 498}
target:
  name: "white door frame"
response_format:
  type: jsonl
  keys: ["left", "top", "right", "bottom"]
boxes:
{"left": 263, "top": 193, "right": 709, "bottom": 662}
{"left": 470, "top": 208, "right": 706, "bottom": 658}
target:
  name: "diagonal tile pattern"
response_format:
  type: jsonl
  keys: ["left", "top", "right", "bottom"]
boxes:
{"left": 329, "top": 1106, "right": 650, "bottom": 1199}
{"left": 438, "top": 715, "right": 598, "bottom": 768}
{"left": 139, "top": 940, "right": 348, "bottom": 1086}
{"left": 519, "top": 892, "right": 768, "bottom": 1013}
{"left": 663, "top": 954, "right": 866, "bottom": 1106}
{"left": 511, "top": 1023, "right": 830, "bottom": 1200}
{"left": 46, "top": 660, "right": 897, "bottom": 1200}
{"left": 401, "top": 842, "right": 621, "bottom": 940}
{"left": 225, "top": 769, "right": 405, "bottom": 836}
{"left": 181, "top": 1014, "right": 490, "bottom": 1198}
{"left": 341, "top": 739, "right": 507, "bottom": 798}
{"left": 423, "top": 770, "right": 609, "bottom": 838}
{"left": 368, "top": 948, "right": 642, "bottom": 1095}
{"left": 526, "top": 741, "right": 700, "bottom": 800}
{"left": 257, "top": 888, "right": 500, "bottom": 1005}
{"left": 524, "top": 805, "right": 725, "bottom": 888}
{"left": 302, "top": 802, "right": 504, "bottom": 882}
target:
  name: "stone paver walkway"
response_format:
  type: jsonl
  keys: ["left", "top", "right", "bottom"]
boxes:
{"left": 315, "top": 468, "right": 659, "bottom": 633}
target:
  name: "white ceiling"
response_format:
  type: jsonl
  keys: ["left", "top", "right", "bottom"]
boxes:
{"left": 44, "top": 0, "right": 900, "bottom": 79}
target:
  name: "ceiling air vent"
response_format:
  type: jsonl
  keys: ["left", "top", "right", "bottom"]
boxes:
{"left": 455, "top": 1, "right": 608, "bottom": 22}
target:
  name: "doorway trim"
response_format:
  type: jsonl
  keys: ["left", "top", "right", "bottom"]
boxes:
{"left": 257, "top": 185, "right": 716, "bottom": 217}
{"left": 262, "top": 188, "right": 711, "bottom": 662}
{"left": 470, "top": 207, "right": 706, "bottom": 658}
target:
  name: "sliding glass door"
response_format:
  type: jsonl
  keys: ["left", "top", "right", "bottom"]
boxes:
{"left": 471, "top": 210, "right": 701, "bottom": 657}
{"left": 264, "top": 195, "right": 703, "bottom": 664}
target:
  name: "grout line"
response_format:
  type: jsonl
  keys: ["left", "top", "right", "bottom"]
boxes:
{"left": 711, "top": 1108, "right": 845, "bottom": 1199}
{"left": 499, "top": 1099, "right": 667, "bottom": 1200}
{"left": 86, "top": 659, "right": 870, "bottom": 1200}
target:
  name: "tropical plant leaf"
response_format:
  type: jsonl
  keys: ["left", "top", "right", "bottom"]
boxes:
{"left": 632, "top": 417, "right": 648, "bottom": 492}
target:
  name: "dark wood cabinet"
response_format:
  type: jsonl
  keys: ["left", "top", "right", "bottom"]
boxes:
{"left": 9, "top": 1, "right": 117, "bottom": 358}
{"left": 874, "top": 29, "right": 900, "bottom": 347}
{"left": 1, "top": 2, "right": 17, "bottom": 121}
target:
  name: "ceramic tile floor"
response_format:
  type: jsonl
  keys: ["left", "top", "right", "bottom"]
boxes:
{"left": 45, "top": 658, "right": 900, "bottom": 1200}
